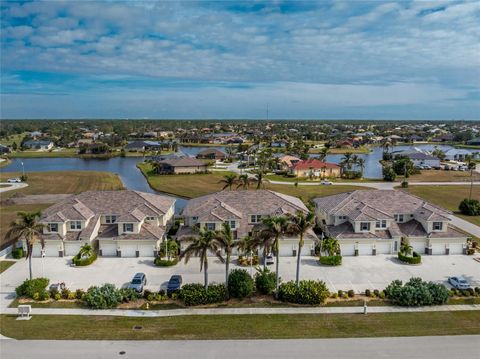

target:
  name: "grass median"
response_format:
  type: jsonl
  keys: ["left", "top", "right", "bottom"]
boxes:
{"left": 1, "top": 311, "right": 479, "bottom": 340}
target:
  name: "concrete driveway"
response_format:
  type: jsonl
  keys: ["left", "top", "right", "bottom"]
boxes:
{"left": 1, "top": 255, "right": 479, "bottom": 298}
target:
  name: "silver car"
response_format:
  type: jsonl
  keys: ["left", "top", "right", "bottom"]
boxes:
{"left": 448, "top": 276, "right": 470, "bottom": 290}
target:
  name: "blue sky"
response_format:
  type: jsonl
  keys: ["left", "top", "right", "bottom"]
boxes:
{"left": 1, "top": 0, "right": 479, "bottom": 120}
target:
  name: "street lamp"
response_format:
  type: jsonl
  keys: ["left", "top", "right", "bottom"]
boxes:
{"left": 41, "top": 249, "right": 45, "bottom": 278}
{"left": 21, "top": 161, "right": 25, "bottom": 178}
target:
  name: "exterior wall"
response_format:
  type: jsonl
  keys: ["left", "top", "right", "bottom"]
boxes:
{"left": 411, "top": 158, "right": 440, "bottom": 167}
{"left": 99, "top": 239, "right": 160, "bottom": 257}
{"left": 117, "top": 221, "right": 141, "bottom": 234}
{"left": 173, "top": 165, "right": 207, "bottom": 174}
{"left": 44, "top": 222, "right": 67, "bottom": 236}
{"left": 425, "top": 220, "right": 448, "bottom": 233}
{"left": 294, "top": 167, "right": 341, "bottom": 178}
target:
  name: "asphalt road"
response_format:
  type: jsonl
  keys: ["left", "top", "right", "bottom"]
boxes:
{"left": 1, "top": 336, "right": 478, "bottom": 358}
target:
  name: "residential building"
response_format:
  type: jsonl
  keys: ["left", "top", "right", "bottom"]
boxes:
{"left": 444, "top": 148, "right": 478, "bottom": 161}
{"left": 178, "top": 190, "right": 317, "bottom": 256}
{"left": 152, "top": 157, "right": 208, "bottom": 174}
{"left": 278, "top": 155, "right": 300, "bottom": 170}
{"left": 31, "top": 190, "right": 175, "bottom": 258}
{"left": 125, "top": 140, "right": 162, "bottom": 152}
{"left": 394, "top": 151, "right": 440, "bottom": 168}
{"left": 466, "top": 138, "right": 480, "bottom": 146}
{"left": 313, "top": 190, "right": 468, "bottom": 256}
{"left": 196, "top": 148, "right": 227, "bottom": 161}
{"left": 290, "top": 159, "right": 341, "bottom": 178}
{"left": 23, "top": 140, "right": 54, "bottom": 150}
{"left": 0, "top": 144, "right": 11, "bottom": 154}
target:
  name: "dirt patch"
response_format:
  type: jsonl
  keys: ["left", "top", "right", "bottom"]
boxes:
{"left": 2, "top": 194, "right": 72, "bottom": 205}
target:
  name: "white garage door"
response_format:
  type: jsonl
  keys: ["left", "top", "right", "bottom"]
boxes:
{"left": 432, "top": 243, "right": 446, "bottom": 255}
{"left": 410, "top": 240, "right": 425, "bottom": 255}
{"left": 120, "top": 244, "right": 136, "bottom": 258}
{"left": 279, "top": 242, "right": 295, "bottom": 257}
{"left": 138, "top": 244, "right": 155, "bottom": 257}
{"left": 100, "top": 243, "right": 117, "bottom": 257}
{"left": 376, "top": 242, "right": 391, "bottom": 255}
{"left": 358, "top": 244, "right": 373, "bottom": 256}
{"left": 340, "top": 243, "right": 355, "bottom": 256}
{"left": 64, "top": 242, "right": 82, "bottom": 256}
{"left": 448, "top": 243, "right": 464, "bottom": 255}
{"left": 33, "top": 242, "right": 60, "bottom": 257}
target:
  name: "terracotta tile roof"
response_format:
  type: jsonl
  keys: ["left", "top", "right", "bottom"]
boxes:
{"left": 292, "top": 159, "right": 340, "bottom": 171}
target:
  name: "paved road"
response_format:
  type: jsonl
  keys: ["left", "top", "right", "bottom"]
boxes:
{"left": 0, "top": 182, "right": 28, "bottom": 193}
{"left": 1, "top": 336, "right": 478, "bottom": 358}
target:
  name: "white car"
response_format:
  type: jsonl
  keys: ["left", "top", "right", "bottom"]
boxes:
{"left": 320, "top": 180, "right": 333, "bottom": 185}
{"left": 265, "top": 254, "right": 275, "bottom": 265}
{"left": 7, "top": 178, "right": 22, "bottom": 183}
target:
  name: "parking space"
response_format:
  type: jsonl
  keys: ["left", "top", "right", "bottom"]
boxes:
{"left": 1, "top": 255, "right": 479, "bottom": 296}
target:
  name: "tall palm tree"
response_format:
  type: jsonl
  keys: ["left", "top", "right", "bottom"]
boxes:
{"left": 218, "top": 173, "right": 237, "bottom": 190}
{"left": 79, "top": 243, "right": 93, "bottom": 258}
{"left": 5, "top": 211, "right": 45, "bottom": 280}
{"left": 236, "top": 174, "right": 252, "bottom": 190}
{"left": 252, "top": 169, "right": 265, "bottom": 189}
{"left": 215, "top": 222, "right": 236, "bottom": 284}
{"left": 288, "top": 211, "right": 315, "bottom": 286}
{"left": 255, "top": 216, "right": 289, "bottom": 293}
{"left": 357, "top": 157, "right": 365, "bottom": 178}
{"left": 225, "top": 146, "right": 237, "bottom": 159}
{"left": 237, "top": 235, "right": 256, "bottom": 257}
{"left": 180, "top": 229, "right": 225, "bottom": 288}
{"left": 318, "top": 147, "right": 330, "bottom": 162}
{"left": 252, "top": 227, "right": 274, "bottom": 271}
{"left": 340, "top": 152, "right": 353, "bottom": 172}
{"left": 151, "top": 161, "right": 162, "bottom": 175}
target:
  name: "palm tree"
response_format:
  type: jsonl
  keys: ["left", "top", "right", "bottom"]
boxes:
{"left": 321, "top": 237, "right": 340, "bottom": 257}
{"left": 252, "top": 169, "right": 265, "bottom": 189}
{"left": 180, "top": 229, "right": 225, "bottom": 288}
{"left": 340, "top": 152, "right": 353, "bottom": 172}
{"left": 151, "top": 161, "right": 162, "bottom": 175}
{"left": 218, "top": 173, "right": 237, "bottom": 190}
{"left": 400, "top": 238, "right": 413, "bottom": 256}
{"left": 215, "top": 222, "right": 236, "bottom": 284}
{"left": 255, "top": 216, "right": 289, "bottom": 293}
{"left": 5, "top": 211, "right": 45, "bottom": 280}
{"left": 79, "top": 243, "right": 93, "bottom": 258}
{"left": 237, "top": 235, "right": 256, "bottom": 257}
{"left": 288, "top": 211, "right": 315, "bottom": 285}
{"left": 236, "top": 174, "right": 252, "bottom": 190}
{"left": 357, "top": 157, "right": 365, "bottom": 178}
{"left": 225, "top": 146, "right": 237, "bottom": 160}
{"left": 465, "top": 155, "right": 476, "bottom": 200}
{"left": 318, "top": 147, "right": 330, "bottom": 162}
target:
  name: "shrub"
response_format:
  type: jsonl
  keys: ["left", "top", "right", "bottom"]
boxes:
{"left": 398, "top": 251, "right": 421, "bottom": 264}
{"left": 179, "top": 283, "right": 228, "bottom": 306}
{"left": 319, "top": 255, "right": 342, "bottom": 266}
{"left": 466, "top": 248, "right": 475, "bottom": 255}
{"left": 384, "top": 278, "right": 449, "bottom": 307}
{"left": 11, "top": 247, "right": 24, "bottom": 259}
{"left": 373, "top": 289, "right": 380, "bottom": 297}
{"left": 277, "top": 280, "right": 329, "bottom": 305}
{"left": 330, "top": 292, "right": 338, "bottom": 299}
{"left": 159, "top": 239, "right": 179, "bottom": 258}
{"left": 378, "top": 291, "right": 386, "bottom": 299}
{"left": 158, "top": 289, "right": 166, "bottom": 296}
{"left": 337, "top": 290, "right": 344, "bottom": 297}
{"left": 365, "top": 289, "right": 371, "bottom": 297}
{"left": 228, "top": 269, "right": 254, "bottom": 299}
{"left": 49, "top": 287, "right": 59, "bottom": 298}
{"left": 143, "top": 289, "right": 153, "bottom": 299}
{"left": 84, "top": 284, "right": 122, "bottom": 309}
{"left": 154, "top": 258, "right": 178, "bottom": 267}
{"left": 255, "top": 268, "right": 277, "bottom": 295}
{"left": 75, "top": 289, "right": 85, "bottom": 300}
{"left": 40, "top": 291, "right": 50, "bottom": 301}
{"left": 347, "top": 290, "right": 355, "bottom": 298}
{"left": 67, "top": 292, "right": 76, "bottom": 300}
{"left": 61, "top": 288, "right": 71, "bottom": 299}
{"left": 459, "top": 198, "right": 480, "bottom": 216}
{"left": 54, "top": 293, "right": 62, "bottom": 301}
{"left": 475, "top": 287, "right": 480, "bottom": 295}
{"left": 16, "top": 278, "right": 49, "bottom": 299}
{"left": 72, "top": 253, "right": 97, "bottom": 266}
{"left": 118, "top": 288, "right": 140, "bottom": 303}
{"left": 462, "top": 290, "right": 470, "bottom": 297}
{"left": 32, "top": 292, "right": 40, "bottom": 301}
{"left": 467, "top": 288, "right": 475, "bottom": 296}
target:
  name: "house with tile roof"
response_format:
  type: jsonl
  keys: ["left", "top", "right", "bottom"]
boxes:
{"left": 152, "top": 157, "right": 208, "bottom": 174}
{"left": 313, "top": 190, "right": 468, "bottom": 256}
{"left": 178, "top": 190, "right": 318, "bottom": 256}
{"left": 290, "top": 159, "right": 341, "bottom": 178}
{"left": 31, "top": 190, "right": 175, "bottom": 258}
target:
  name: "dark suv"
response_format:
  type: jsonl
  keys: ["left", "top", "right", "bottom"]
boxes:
{"left": 167, "top": 275, "right": 182, "bottom": 295}
{"left": 127, "top": 273, "right": 147, "bottom": 293}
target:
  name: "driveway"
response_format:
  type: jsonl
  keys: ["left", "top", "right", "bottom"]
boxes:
{"left": 0, "top": 182, "right": 28, "bottom": 193}
{"left": 1, "top": 255, "right": 479, "bottom": 303}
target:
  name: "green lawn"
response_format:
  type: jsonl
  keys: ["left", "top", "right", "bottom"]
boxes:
{"left": 9, "top": 149, "right": 78, "bottom": 158}
{"left": 0, "top": 133, "right": 28, "bottom": 147}
{"left": 0, "top": 260, "right": 16, "bottom": 274}
{"left": 1, "top": 311, "right": 479, "bottom": 340}
{"left": 138, "top": 163, "right": 368, "bottom": 202}
{"left": 402, "top": 185, "right": 480, "bottom": 226}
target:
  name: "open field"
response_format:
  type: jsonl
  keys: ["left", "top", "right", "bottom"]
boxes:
{"left": 0, "top": 260, "right": 16, "bottom": 274}
{"left": 0, "top": 132, "right": 27, "bottom": 147}
{"left": 1, "top": 311, "right": 479, "bottom": 340}
{"left": 402, "top": 185, "right": 480, "bottom": 226}
{"left": 0, "top": 171, "right": 124, "bottom": 249}
{"left": 408, "top": 170, "right": 480, "bottom": 182}
{"left": 138, "top": 163, "right": 367, "bottom": 201}
{"left": 8, "top": 148, "right": 78, "bottom": 158}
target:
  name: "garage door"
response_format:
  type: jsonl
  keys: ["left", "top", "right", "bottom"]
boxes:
{"left": 340, "top": 243, "right": 355, "bottom": 256}
{"left": 358, "top": 244, "right": 373, "bottom": 256}
{"left": 120, "top": 244, "right": 136, "bottom": 258}
{"left": 138, "top": 244, "right": 155, "bottom": 257}
{"left": 279, "top": 242, "right": 295, "bottom": 257}
{"left": 376, "top": 242, "right": 391, "bottom": 255}
{"left": 448, "top": 243, "right": 464, "bottom": 255}
{"left": 100, "top": 243, "right": 117, "bottom": 257}
{"left": 33, "top": 242, "right": 60, "bottom": 257}
{"left": 410, "top": 240, "right": 425, "bottom": 255}
{"left": 432, "top": 243, "right": 446, "bottom": 255}
{"left": 64, "top": 242, "right": 82, "bottom": 256}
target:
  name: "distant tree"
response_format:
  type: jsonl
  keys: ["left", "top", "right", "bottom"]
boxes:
{"left": 382, "top": 165, "right": 396, "bottom": 181}
{"left": 12, "top": 142, "right": 17, "bottom": 151}
{"left": 218, "top": 174, "right": 237, "bottom": 190}
{"left": 459, "top": 199, "right": 480, "bottom": 216}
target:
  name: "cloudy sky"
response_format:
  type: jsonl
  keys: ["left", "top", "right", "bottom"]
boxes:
{"left": 1, "top": 0, "right": 479, "bottom": 120}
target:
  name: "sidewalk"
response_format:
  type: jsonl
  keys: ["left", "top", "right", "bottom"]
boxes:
{"left": 2, "top": 303, "right": 479, "bottom": 317}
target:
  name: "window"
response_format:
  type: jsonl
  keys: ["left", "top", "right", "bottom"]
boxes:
{"left": 360, "top": 222, "right": 370, "bottom": 231}
{"left": 225, "top": 220, "right": 236, "bottom": 229}
{"left": 123, "top": 223, "right": 134, "bottom": 232}
{"left": 338, "top": 216, "right": 347, "bottom": 220}
{"left": 146, "top": 216, "right": 156, "bottom": 221}
{"left": 250, "top": 215, "right": 262, "bottom": 223}
{"left": 192, "top": 216, "right": 198, "bottom": 222}
{"left": 433, "top": 222, "right": 443, "bottom": 231}
{"left": 70, "top": 221, "right": 81, "bottom": 230}
{"left": 106, "top": 215, "right": 117, "bottom": 224}
{"left": 394, "top": 214, "right": 404, "bottom": 222}
{"left": 375, "top": 220, "right": 387, "bottom": 229}
{"left": 48, "top": 223, "right": 58, "bottom": 232}
{"left": 205, "top": 223, "right": 216, "bottom": 231}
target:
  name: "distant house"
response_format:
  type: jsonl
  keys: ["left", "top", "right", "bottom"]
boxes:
{"left": 79, "top": 142, "right": 111, "bottom": 155}
{"left": 402, "top": 152, "right": 440, "bottom": 168}
{"left": 466, "top": 138, "right": 480, "bottom": 146}
{"left": 0, "top": 144, "right": 11, "bottom": 154}
{"left": 196, "top": 149, "right": 227, "bottom": 161}
{"left": 278, "top": 155, "right": 300, "bottom": 170}
{"left": 125, "top": 140, "right": 162, "bottom": 152}
{"left": 444, "top": 148, "right": 478, "bottom": 161}
{"left": 335, "top": 139, "right": 355, "bottom": 148}
{"left": 431, "top": 134, "right": 455, "bottom": 142}
{"left": 290, "top": 159, "right": 341, "bottom": 178}
{"left": 271, "top": 140, "right": 289, "bottom": 148}
{"left": 23, "top": 140, "right": 54, "bottom": 150}
{"left": 153, "top": 157, "right": 208, "bottom": 174}
{"left": 29, "top": 131, "right": 42, "bottom": 138}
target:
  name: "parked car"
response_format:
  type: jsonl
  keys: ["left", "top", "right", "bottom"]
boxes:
{"left": 167, "top": 275, "right": 182, "bottom": 295}
{"left": 320, "top": 180, "right": 333, "bottom": 185}
{"left": 7, "top": 178, "right": 22, "bottom": 183}
{"left": 448, "top": 276, "right": 470, "bottom": 290}
{"left": 265, "top": 254, "right": 275, "bottom": 265}
{"left": 128, "top": 273, "right": 147, "bottom": 293}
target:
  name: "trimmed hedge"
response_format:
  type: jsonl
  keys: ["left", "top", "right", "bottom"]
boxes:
{"left": 319, "top": 255, "right": 342, "bottom": 266}
{"left": 179, "top": 283, "right": 228, "bottom": 306}
{"left": 277, "top": 280, "right": 330, "bottom": 305}
{"left": 255, "top": 268, "right": 276, "bottom": 295}
{"left": 385, "top": 277, "right": 449, "bottom": 306}
{"left": 398, "top": 251, "right": 421, "bottom": 264}
{"left": 72, "top": 253, "right": 97, "bottom": 266}
{"left": 154, "top": 258, "right": 178, "bottom": 267}
{"left": 11, "top": 247, "right": 24, "bottom": 259}
{"left": 228, "top": 269, "right": 254, "bottom": 299}
{"left": 16, "top": 278, "right": 49, "bottom": 298}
